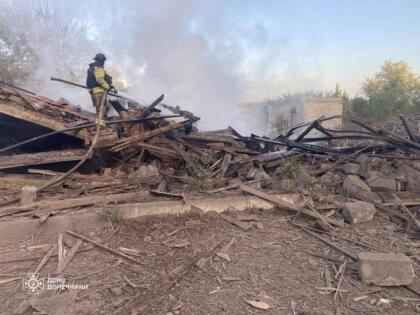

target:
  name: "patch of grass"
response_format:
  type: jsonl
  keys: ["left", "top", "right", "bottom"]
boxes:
{"left": 275, "top": 156, "right": 300, "bottom": 180}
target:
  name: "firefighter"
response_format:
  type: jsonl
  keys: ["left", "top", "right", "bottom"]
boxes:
{"left": 86, "top": 53, "right": 117, "bottom": 127}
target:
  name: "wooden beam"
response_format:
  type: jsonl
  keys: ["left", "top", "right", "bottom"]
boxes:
{"left": 240, "top": 184, "right": 344, "bottom": 227}
{"left": 217, "top": 153, "right": 232, "bottom": 178}
{"left": 111, "top": 120, "right": 193, "bottom": 152}
{"left": 0, "top": 174, "right": 48, "bottom": 188}
{"left": 0, "top": 149, "right": 92, "bottom": 170}
{"left": 66, "top": 230, "right": 144, "bottom": 266}
{"left": 0, "top": 191, "right": 150, "bottom": 217}
{"left": 0, "top": 101, "right": 84, "bottom": 139}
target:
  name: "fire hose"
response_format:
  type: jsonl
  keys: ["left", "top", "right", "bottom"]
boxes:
{"left": 38, "top": 92, "right": 109, "bottom": 191}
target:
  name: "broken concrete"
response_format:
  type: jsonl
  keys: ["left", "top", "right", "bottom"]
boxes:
{"left": 368, "top": 177, "right": 399, "bottom": 191}
{"left": 343, "top": 175, "right": 378, "bottom": 201}
{"left": 343, "top": 175, "right": 371, "bottom": 194}
{"left": 358, "top": 252, "right": 415, "bottom": 286}
{"left": 340, "top": 200, "right": 376, "bottom": 224}
{"left": 117, "top": 193, "right": 309, "bottom": 219}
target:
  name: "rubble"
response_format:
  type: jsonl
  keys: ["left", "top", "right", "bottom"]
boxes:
{"left": 340, "top": 200, "right": 376, "bottom": 224}
{"left": 342, "top": 175, "right": 372, "bottom": 196}
{"left": 1, "top": 82, "right": 420, "bottom": 313}
{"left": 0, "top": 83, "right": 419, "bottom": 225}
{"left": 358, "top": 252, "right": 415, "bottom": 286}
{"left": 20, "top": 186, "right": 37, "bottom": 206}
{"left": 367, "top": 177, "right": 399, "bottom": 191}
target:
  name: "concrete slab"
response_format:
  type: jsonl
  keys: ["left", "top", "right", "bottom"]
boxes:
{"left": 117, "top": 194, "right": 306, "bottom": 219}
{"left": 0, "top": 194, "right": 309, "bottom": 244}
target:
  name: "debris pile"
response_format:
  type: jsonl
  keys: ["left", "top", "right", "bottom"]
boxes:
{"left": 1, "top": 85, "right": 420, "bottom": 219}
{"left": 1, "top": 84, "right": 420, "bottom": 313}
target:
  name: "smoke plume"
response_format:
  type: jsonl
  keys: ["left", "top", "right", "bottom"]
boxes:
{"left": 2, "top": 0, "right": 327, "bottom": 134}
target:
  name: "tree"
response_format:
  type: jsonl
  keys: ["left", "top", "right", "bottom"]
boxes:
{"left": 349, "top": 97, "right": 369, "bottom": 115}
{"left": 354, "top": 60, "right": 420, "bottom": 119}
{"left": 0, "top": 16, "right": 37, "bottom": 83}
{"left": 0, "top": 0, "right": 96, "bottom": 85}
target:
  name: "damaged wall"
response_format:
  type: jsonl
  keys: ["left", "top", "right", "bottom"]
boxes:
{"left": 246, "top": 97, "right": 342, "bottom": 136}
{"left": 303, "top": 98, "right": 342, "bottom": 130}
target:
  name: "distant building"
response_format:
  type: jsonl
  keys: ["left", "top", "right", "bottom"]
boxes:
{"left": 245, "top": 97, "right": 343, "bottom": 137}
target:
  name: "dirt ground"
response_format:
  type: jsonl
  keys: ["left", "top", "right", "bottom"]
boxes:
{"left": 1, "top": 205, "right": 420, "bottom": 314}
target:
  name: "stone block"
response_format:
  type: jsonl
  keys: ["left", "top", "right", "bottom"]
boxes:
{"left": 342, "top": 175, "right": 379, "bottom": 201}
{"left": 343, "top": 175, "right": 371, "bottom": 194}
{"left": 340, "top": 200, "right": 375, "bottom": 224}
{"left": 358, "top": 252, "right": 415, "bottom": 286}
{"left": 368, "top": 177, "right": 398, "bottom": 191}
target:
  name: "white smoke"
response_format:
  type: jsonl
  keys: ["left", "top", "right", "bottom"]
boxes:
{"left": 2, "top": 0, "right": 329, "bottom": 135}
{"left": 99, "top": 0, "right": 250, "bottom": 132}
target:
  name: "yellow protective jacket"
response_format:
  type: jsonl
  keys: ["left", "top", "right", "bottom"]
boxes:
{"left": 92, "top": 66, "right": 110, "bottom": 94}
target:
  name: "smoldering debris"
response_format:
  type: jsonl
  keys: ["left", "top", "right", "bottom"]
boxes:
{"left": 2, "top": 84, "right": 420, "bottom": 314}
{"left": 0, "top": 83, "right": 420, "bottom": 223}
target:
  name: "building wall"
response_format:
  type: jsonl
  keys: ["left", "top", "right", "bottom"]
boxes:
{"left": 242, "top": 96, "right": 343, "bottom": 137}
{"left": 303, "top": 98, "right": 342, "bottom": 130}
{"left": 267, "top": 100, "right": 303, "bottom": 135}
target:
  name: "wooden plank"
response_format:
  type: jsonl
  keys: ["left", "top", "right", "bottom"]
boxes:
{"left": 0, "top": 174, "right": 48, "bottom": 188}
{"left": 295, "top": 224, "right": 357, "bottom": 260}
{"left": 383, "top": 199, "right": 420, "bottom": 207}
{"left": 393, "top": 194, "right": 420, "bottom": 229}
{"left": 135, "top": 142, "right": 179, "bottom": 158}
{"left": 34, "top": 244, "right": 57, "bottom": 274}
{"left": 240, "top": 185, "right": 344, "bottom": 227}
{"left": 240, "top": 184, "right": 300, "bottom": 211}
{"left": 66, "top": 230, "right": 144, "bottom": 266}
{"left": 172, "top": 144, "right": 204, "bottom": 177}
{"left": 67, "top": 176, "right": 161, "bottom": 189}
{"left": 221, "top": 213, "right": 251, "bottom": 231}
{"left": 0, "top": 149, "right": 92, "bottom": 170}
{"left": 0, "top": 191, "right": 150, "bottom": 217}
{"left": 217, "top": 153, "right": 232, "bottom": 178}
{"left": 55, "top": 239, "right": 83, "bottom": 274}
{"left": 111, "top": 120, "right": 192, "bottom": 152}
{"left": 0, "top": 101, "right": 83, "bottom": 139}
{"left": 0, "top": 246, "right": 92, "bottom": 264}
{"left": 57, "top": 234, "right": 63, "bottom": 264}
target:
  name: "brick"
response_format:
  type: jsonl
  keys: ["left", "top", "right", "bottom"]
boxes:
{"left": 358, "top": 252, "right": 415, "bottom": 286}
{"left": 340, "top": 200, "right": 375, "bottom": 224}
